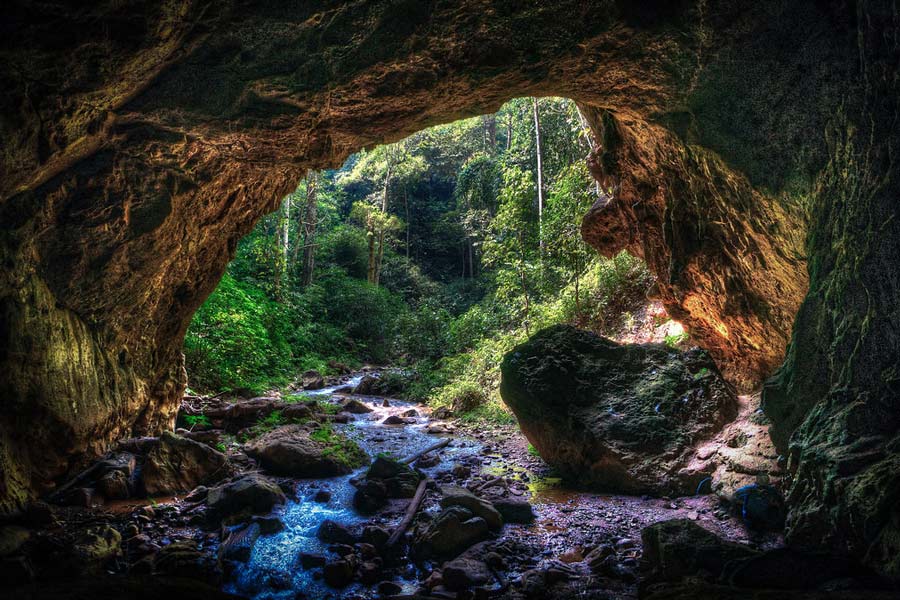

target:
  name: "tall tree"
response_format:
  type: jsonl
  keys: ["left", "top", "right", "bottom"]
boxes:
{"left": 532, "top": 97, "right": 545, "bottom": 254}
{"left": 300, "top": 171, "right": 318, "bottom": 287}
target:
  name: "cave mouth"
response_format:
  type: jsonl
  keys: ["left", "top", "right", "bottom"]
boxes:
{"left": 5, "top": 97, "right": 793, "bottom": 600}
{"left": 4, "top": 1, "right": 900, "bottom": 597}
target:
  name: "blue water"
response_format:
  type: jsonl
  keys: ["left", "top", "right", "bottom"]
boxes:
{"left": 226, "top": 384, "right": 480, "bottom": 599}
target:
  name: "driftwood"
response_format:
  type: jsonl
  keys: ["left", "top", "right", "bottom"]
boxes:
{"left": 401, "top": 438, "right": 451, "bottom": 465}
{"left": 117, "top": 436, "right": 160, "bottom": 454}
{"left": 473, "top": 475, "right": 507, "bottom": 493}
{"left": 386, "top": 478, "right": 428, "bottom": 547}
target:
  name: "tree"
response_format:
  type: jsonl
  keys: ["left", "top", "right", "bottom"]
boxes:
{"left": 300, "top": 171, "right": 319, "bottom": 287}
{"left": 350, "top": 200, "right": 403, "bottom": 286}
{"left": 483, "top": 165, "right": 539, "bottom": 335}
{"left": 545, "top": 163, "right": 596, "bottom": 319}
{"left": 532, "top": 97, "right": 545, "bottom": 254}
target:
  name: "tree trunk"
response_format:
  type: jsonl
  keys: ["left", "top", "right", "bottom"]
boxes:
{"left": 482, "top": 113, "right": 497, "bottom": 151}
{"left": 301, "top": 171, "right": 318, "bottom": 287}
{"left": 404, "top": 188, "right": 410, "bottom": 259}
{"left": 506, "top": 113, "right": 513, "bottom": 151}
{"left": 374, "top": 230, "right": 386, "bottom": 286}
{"left": 532, "top": 97, "right": 544, "bottom": 254}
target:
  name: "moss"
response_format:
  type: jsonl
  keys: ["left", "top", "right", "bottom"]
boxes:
{"left": 310, "top": 424, "right": 368, "bottom": 470}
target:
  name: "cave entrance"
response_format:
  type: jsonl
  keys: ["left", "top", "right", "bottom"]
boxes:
{"left": 181, "top": 96, "right": 678, "bottom": 420}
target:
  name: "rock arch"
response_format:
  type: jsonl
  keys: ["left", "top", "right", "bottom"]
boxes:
{"left": 1, "top": 0, "right": 899, "bottom": 578}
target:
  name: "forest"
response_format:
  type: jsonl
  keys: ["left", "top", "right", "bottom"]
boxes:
{"left": 184, "top": 97, "right": 656, "bottom": 419}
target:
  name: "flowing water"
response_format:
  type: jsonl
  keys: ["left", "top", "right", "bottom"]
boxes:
{"left": 227, "top": 379, "right": 484, "bottom": 599}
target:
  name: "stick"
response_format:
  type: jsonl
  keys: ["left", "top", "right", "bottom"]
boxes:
{"left": 386, "top": 478, "right": 428, "bottom": 547}
{"left": 401, "top": 438, "right": 450, "bottom": 465}
{"left": 473, "top": 476, "right": 506, "bottom": 493}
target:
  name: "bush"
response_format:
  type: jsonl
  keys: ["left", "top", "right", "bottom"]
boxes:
{"left": 183, "top": 274, "right": 292, "bottom": 394}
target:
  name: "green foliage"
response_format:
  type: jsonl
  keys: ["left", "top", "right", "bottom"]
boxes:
{"left": 183, "top": 273, "right": 292, "bottom": 394}
{"left": 215, "top": 442, "right": 228, "bottom": 453}
{"left": 310, "top": 424, "right": 368, "bottom": 469}
{"left": 183, "top": 414, "right": 211, "bottom": 429}
{"left": 666, "top": 331, "right": 691, "bottom": 348}
{"left": 184, "top": 95, "right": 655, "bottom": 427}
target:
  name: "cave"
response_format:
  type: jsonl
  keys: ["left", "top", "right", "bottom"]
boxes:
{"left": 1, "top": 1, "right": 899, "bottom": 599}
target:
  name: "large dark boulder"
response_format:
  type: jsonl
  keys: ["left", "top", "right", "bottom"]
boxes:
{"left": 500, "top": 326, "right": 738, "bottom": 494}
{"left": 206, "top": 474, "right": 286, "bottom": 522}
{"left": 243, "top": 425, "right": 367, "bottom": 477}
{"left": 142, "top": 432, "right": 231, "bottom": 496}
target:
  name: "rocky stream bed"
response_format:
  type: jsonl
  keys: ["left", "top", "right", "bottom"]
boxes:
{"left": 2, "top": 369, "right": 896, "bottom": 600}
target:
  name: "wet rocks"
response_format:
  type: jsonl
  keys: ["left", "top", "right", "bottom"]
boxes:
{"left": 219, "top": 523, "right": 260, "bottom": 564}
{"left": 323, "top": 558, "right": 355, "bottom": 587}
{"left": 142, "top": 431, "right": 231, "bottom": 495}
{"left": 439, "top": 486, "right": 503, "bottom": 530}
{"left": 640, "top": 519, "right": 758, "bottom": 587}
{"left": 491, "top": 498, "right": 536, "bottom": 523}
{"left": 353, "top": 375, "right": 379, "bottom": 395}
{"left": 442, "top": 557, "right": 493, "bottom": 591}
{"left": 500, "top": 325, "right": 738, "bottom": 495}
{"left": 243, "top": 424, "right": 367, "bottom": 477}
{"left": 416, "top": 506, "right": 490, "bottom": 558}
{"left": 353, "top": 457, "right": 422, "bottom": 514}
{"left": 382, "top": 415, "right": 414, "bottom": 425}
{"left": 206, "top": 474, "right": 286, "bottom": 522}
{"left": 731, "top": 483, "right": 786, "bottom": 530}
{"left": 316, "top": 519, "right": 356, "bottom": 545}
{"left": 341, "top": 399, "right": 373, "bottom": 414}
{"left": 302, "top": 370, "right": 325, "bottom": 390}
{"left": 71, "top": 525, "right": 122, "bottom": 574}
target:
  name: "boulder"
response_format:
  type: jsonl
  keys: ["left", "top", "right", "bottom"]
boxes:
{"left": 500, "top": 325, "right": 738, "bottom": 495}
{"left": 71, "top": 525, "right": 122, "bottom": 574}
{"left": 218, "top": 523, "right": 260, "bottom": 564}
{"left": 0, "top": 526, "right": 30, "bottom": 557}
{"left": 302, "top": 370, "right": 325, "bottom": 390}
{"left": 341, "top": 399, "right": 373, "bottom": 414}
{"left": 243, "top": 424, "right": 367, "bottom": 477}
{"left": 440, "top": 486, "right": 503, "bottom": 530}
{"left": 142, "top": 431, "right": 231, "bottom": 495}
{"left": 316, "top": 519, "right": 356, "bottom": 545}
{"left": 152, "top": 540, "right": 221, "bottom": 585}
{"left": 353, "top": 375, "right": 379, "bottom": 395}
{"left": 323, "top": 558, "right": 354, "bottom": 587}
{"left": 491, "top": 498, "right": 536, "bottom": 523}
{"left": 640, "top": 519, "right": 758, "bottom": 587}
{"left": 97, "top": 469, "right": 130, "bottom": 500}
{"left": 206, "top": 474, "right": 286, "bottom": 522}
{"left": 442, "top": 557, "right": 493, "bottom": 591}
{"left": 732, "top": 484, "right": 786, "bottom": 530}
{"left": 416, "top": 506, "right": 489, "bottom": 558}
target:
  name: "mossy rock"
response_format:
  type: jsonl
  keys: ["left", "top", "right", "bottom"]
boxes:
{"left": 500, "top": 325, "right": 738, "bottom": 495}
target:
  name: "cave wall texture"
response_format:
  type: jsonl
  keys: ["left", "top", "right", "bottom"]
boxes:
{"left": 1, "top": 0, "right": 898, "bottom": 578}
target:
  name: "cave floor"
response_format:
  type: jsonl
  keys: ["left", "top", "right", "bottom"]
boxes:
{"left": 6, "top": 375, "right": 795, "bottom": 600}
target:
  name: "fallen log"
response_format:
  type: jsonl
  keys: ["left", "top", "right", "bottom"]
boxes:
{"left": 401, "top": 438, "right": 451, "bottom": 465}
{"left": 386, "top": 478, "right": 429, "bottom": 548}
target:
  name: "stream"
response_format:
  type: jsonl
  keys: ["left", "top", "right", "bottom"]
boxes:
{"left": 224, "top": 375, "right": 781, "bottom": 600}
{"left": 227, "top": 376, "right": 484, "bottom": 599}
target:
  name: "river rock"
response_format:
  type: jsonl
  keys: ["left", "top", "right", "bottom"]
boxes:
{"left": 71, "top": 525, "right": 122, "bottom": 574}
{"left": 218, "top": 523, "right": 260, "bottom": 564}
{"left": 0, "top": 526, "right": 30, "bottom": 557}
{"left": 153, "top": 540, "right": 221, "bottom": 584}
{"left": 244, "top": 424, "right": 367, "bottom": 477}
{"left": 206, "top": 474, "right": 286, "bottom": 522}
{"left": 142, "top": 431, "right": 231, "bottom": 495}
{"left": 640, "top": 519, "right": 759, "bottom": 586}
{"left": 416, "top": 506, "right": 489, "bottom": 558}
{"left": 491, "top": 498, "right": 536, "bottom": 523}
{"left": 97, "top": 469, "right": 130, "bottom": 500}
{"left": 323, "top": 558, "right": 355, "bottom": 587}
{"left": 442, "top": 557, "right": 493, "bottom": 591}
{"left": 500, "top": 325, "right": 738, "bottom": 495}
{"left": 353, "top": 375, "right": 379, "bottom": 395}
{"left": 341, "top": 399, "right": 373, "bottom": 414}
{"left": 439, "top": 486, "right": 503, "bottom": 530}
{"left": 302, "top": 370, "right": 325, "bottom": 390}
{"left": 316, "top": 519, "right": 356, "bottom": 545}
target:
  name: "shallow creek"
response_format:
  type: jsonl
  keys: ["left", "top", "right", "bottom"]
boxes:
{"left": 225, "top": 376, "right": 780, "bottom": 599}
